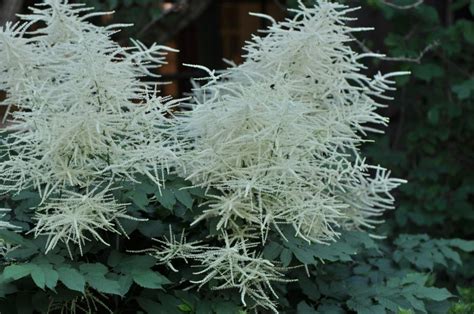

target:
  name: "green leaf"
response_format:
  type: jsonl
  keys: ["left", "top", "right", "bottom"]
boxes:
{"left": 178, "top": 303, "right": 193, "bottom": 312}
{"left": 90, "top": 277, "right": 122, "bottom": 295}
{"left": 347, "top": 298, "right": 385, "bottom": 314}
{"left": 57, "top": 267, "right": 85, "bottom": 293}
{"left": 452, "top": 79, "right": 474, "bottom": 99}
{"left": 297, "top": 301, "right": 317, "bottom": 314}
{"left": 155, "top": 189, "right": 176, "bottom": 210}
{"left": 415, "top": 287, "right": 453, "bottom": 301}
{"left": 114, "top": 255, "right": 156, "bottom": 273}
{"left": 438, "top": 245, "right": 462, "bottom": 265}
{"left": 80, "top": 263, "right": 121, "bottom": 295}
{"left": 3, "top": 264, "right": 32, "bottom": 280}
{"left": 174, "top": 189, "right": 193, "bottom": 209}
{"left": 262, "top": 241, "right": 283, "bottom": 260}
{"left": 29, "top": 265, "right": 46, "bottom": 289}
{"left": 280, "top": 248, "right": 293, "bottom": 266}
{"left": 413, "top": 63, "right": 444, "bottom": 82}
{"left": 132, "top": 269, "right": 169, "bottom": 289}
{"left": 137, "top": 220, "right": 167, "bottom": 238}
{"left": 450, "top": 239, "right": 474, "bottom": 252}
{"left": 11, "top": 190, "right": 40, "bottom": 201}
{"left": 28, "top": 263, "right": 57, "bottom": 290}
{"left": 129, "top": 189, "right": 149, "bottom": 209}
{"left": 137, "top": 297, "right": 163, "bottom": 313}
{"left": 0, "top": 229, "right": 33, "bottom": 247}
{"left": 117, "top": 274, "right": 134, "bottom": 296}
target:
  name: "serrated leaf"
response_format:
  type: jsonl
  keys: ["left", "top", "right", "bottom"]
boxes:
{"left": 414, "top": 287, "right": 452, "bottom": 301}
{"left": 174, "top": 189, "right": 193, "bottom": 209}
{"left": 137, "top": 220, "right": 167, "bottom": 238}
{"left": 80, "top": 263, "right": 108, "bottom": 275}
{"left": 117, "top": 274, "right": 133, "bottom": 296}
{"left": 449, "top": 239, "right": 474, "bottom": 252}
{"left": 3, "top": 264, "right": 32, "bottom": 280}
{"left": 262, "top": 241, "right": 283, "bottom": 260}
{"left": 89, "top": 277, "right": 122, "bottom": 295}
{"left": 30, "top": 265, "right": 46, "bottom": 289}
{"left": 129, "top": 189, "right": 149, "bottom": 209}
{"left": 57, "top": 267, "right": 85, "bottom": 293}
{"left": 297, "top": 301, "right": 317, "bottom": 314}
{"left": 80, "top": 263, "right": 121, "bottom": 295}
{"left": 438, "top": 245, "right": 462, "bottom": 264}
{"left": 155, "top": 189, "right": 176, "bottom": 210}
{"left": 132, "top": 269, "right": 169, "bottom": 289}
{"left": 347, "top": 298, "right": 385, "bottom": 314}
{"left": 0, "top": 230, "right": 33, "bottom": 247}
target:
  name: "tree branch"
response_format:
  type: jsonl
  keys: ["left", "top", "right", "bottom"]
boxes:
{"left": 350, "top": 33, "right": 438, "bottom": 63}
{"left": 382, "top": 0, "right": 424, "bottom": 10}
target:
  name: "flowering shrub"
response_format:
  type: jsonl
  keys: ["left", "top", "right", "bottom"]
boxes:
{"left": 0, "top": 0, "right": 180, "bottom": 250}
{"left": 0, "top": 0, "right": 472, "bottom": 313}
{"left": 178, "top": 2, "right": 408, "bottom": 243}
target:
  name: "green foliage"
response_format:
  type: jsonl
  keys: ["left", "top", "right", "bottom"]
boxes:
{"left": 263, "top": 228, "right": 474, "bottom": 313}
{"left": 358, "top": 0, "right": 474, "bottom": 238}
{"left": 0, "top": 1, "right": 472, "bottom": 313}
{"left": 358, "top": 0, "right": 474, "bottom": 311}
{"left": 449, "top": 287, "right": 474, "bottom": 314}
{"left": 2, "top": 173, "right": 472, "bottom": 313}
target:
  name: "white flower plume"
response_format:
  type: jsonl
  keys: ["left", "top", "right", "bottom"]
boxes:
{"left": 146, "top": 229, "right": 290, "bottom": 313}
{"left": 30, "top": 189, "right": 138, "bottom": 256}
{"left": 177, "top": 0, "right": 407, "bottom": 244}
{"left": 0, "top": 0, "right": 181, "bottom": 200}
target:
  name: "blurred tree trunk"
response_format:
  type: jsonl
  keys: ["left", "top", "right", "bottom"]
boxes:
{"left": 0, "top": 0, "right": 24, "bottom": 26}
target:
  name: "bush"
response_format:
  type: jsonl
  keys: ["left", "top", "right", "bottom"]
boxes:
{"left": 0, "top": 0, "right": 472, "bottom": 313}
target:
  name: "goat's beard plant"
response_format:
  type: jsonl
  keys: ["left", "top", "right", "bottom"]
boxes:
{"left": 0, "top": 0, "right": 180, "bottom": 252}
{"left": 0, "top": 0, "right": 408, "bottom": 313}
{"left": 168, "top": 0, "right": 407, "bottom": 311}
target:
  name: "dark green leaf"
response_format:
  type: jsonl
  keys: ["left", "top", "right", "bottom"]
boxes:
{"left": 57, "top": 267, "right": 85, "bottom": 293}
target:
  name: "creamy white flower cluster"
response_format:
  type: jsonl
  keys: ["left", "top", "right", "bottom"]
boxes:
{"left": 179, "top": 0, "right": 407, "bottom": 243}
{"left": 169, "top": 1, "right": 406, "bottom": 309}
{"left": 143, "top": 228, "right": 291, "bottom": 312}
{"left": 0, "top": 0, "right": 179, "bottom": 251}
{"left": 0, "top": 0, "right": 407, "bottom": 311}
